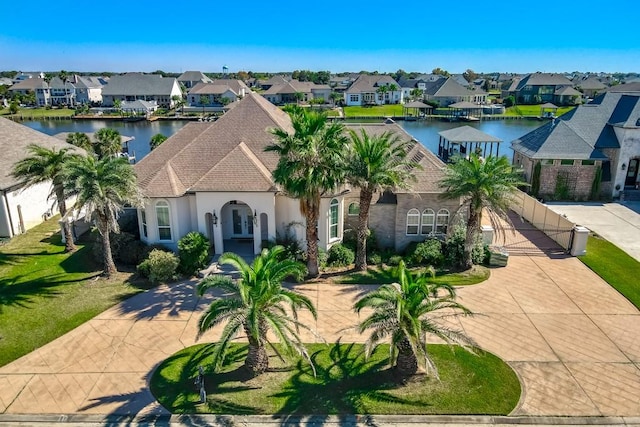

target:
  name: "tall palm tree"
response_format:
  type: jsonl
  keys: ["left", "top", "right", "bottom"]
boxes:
{"left": 439, "top": 153, "right": 527, "bottom": 270}
{"left": 63, "top": 155, "right": 141, "bottom": 277}
{"left": 376, "top": 85, "right": 388, "bottom": 104}
{"left": 388, "top": 83, "right": 399, "bottom": 103}
{"left": 347, "top": 129, "right": 417, "bottom": 270}
{"left": 65, "top": 132, "right": 92, "bottom": 152}
{"left": 94, "top": 128, "right": 122, "bottom": 159}
{"left": 354, "top": 261, "right": 473, "bottom": 379}
{"left": 197, "top": 246, "right": 316, "bottom": 376}
{"left": 266, "top": 106, "right": 349, "bottom": 276}
{"left": 11, "top": 145, "right": 81, "bottom": 252}
{"left": 58, "top": 70, "right": 70, "bottom": 107}
{"left": 113, "top": 99, "right": 123, "bottom": 118}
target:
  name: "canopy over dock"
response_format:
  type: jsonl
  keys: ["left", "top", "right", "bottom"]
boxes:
{"left": 437, "top": 125, "right": 502, "bottom": 162}
{"left": 403, "top": 101, "right": 432, "bottom": 120}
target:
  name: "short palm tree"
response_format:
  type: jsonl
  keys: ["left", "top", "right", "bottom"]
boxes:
{"left": 94, "top": 128, "right": 122, "bottom": 159}
{"left": 354, "top": 261, "right": 473, "bottom": 379}
{"left": 63, "top": 155, "right": 141, "bottom": 277}
{"left": 149, "top": 133, "right": 167, "bottom": 151}
{"left": 439, "top": 153, "right": 527, "bottom": 270}
{"left": 267, "top": 106, "right": 348, "bottom": 277}
{"left": 347, "top": 129, "right": 417, "bottom": 270}
{"left": 11, "top": 144, "right": 81, "bottom": 252}
{"left": 197, "top": 246, "right": 317, "bottom": 376}
{"left": 65, "top": 132, "right": 92, "bottom": 152}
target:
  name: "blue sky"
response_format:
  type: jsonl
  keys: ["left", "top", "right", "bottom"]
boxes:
{"left": 2, "top": 0, "right": 638, "bottom": 74}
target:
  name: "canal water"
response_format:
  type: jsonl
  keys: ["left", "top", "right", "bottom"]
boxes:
{"left": 22, "top": 118, "right": 543, "bottom": 163}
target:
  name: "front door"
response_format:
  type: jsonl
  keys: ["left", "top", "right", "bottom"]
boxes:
{"left": 231, "top": 207, "right": 254, "bottom": 237}
{"left": 625, "top": 159, "right": 639, "bottom": 187}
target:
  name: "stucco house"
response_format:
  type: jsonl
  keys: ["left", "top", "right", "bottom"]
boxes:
{"left": 101, "top": 73, "right": 182, "bottom": 108}
{"left": 511, "top": 85, "right": 640, "bottom": 200}
{"left": 422, "top": 77, "right": 487, "bottom": 107}
{"left": 0, "top": 118, "right": 78, "bottom": 238}
{"left": 187, "top": 79, "right": 250, "bottom": 106}
{"left": 134, "top": 93, "right": 458, "bottom": 255}
{"left": 177, "top": 71, "right": 212, "bottom": 89}
{"left": 344, "top": 75, "right": 403, "bottom": 106}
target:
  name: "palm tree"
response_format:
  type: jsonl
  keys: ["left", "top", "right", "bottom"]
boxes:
{"left": 266, "top": 106, "right": 349, "bottom": 276}
{"left": 439, "top": 153, "right": 527, "bottom": 270}
{"left": 94, "top": 128, "right": 122, "bottom": 159}
{"left": 11, "top": 145, "right": 81, "bottom": 252}
{"left": 150, "top": 133, "right": 167, "bottom": 151}
{"left": 63, "top": 155, "right": 141, "bottom": 277}
{"left": 347, "top": 129, "right": 416, "bottom": 270}
{"left": 354, "top": 261, "right": 473, "bottom": 379}
{"left": 388, "top": 83, "right": 399, "bottom": 103}
{"left": 199, "top": 95, "right": 210, "bottom": 117}
{"left": 376, "top": 85, "right": 388, "bottom": 104}
{"left": 171, "top": 94, "right": 184, "bottom": 114}
{"left": 113, "top": 99, "right": 123, "bottom": 118}
{"left": 197, "top": 246, "right": 316, "bottom": 376}
{"left": 65, "top": 132, "right": 92, "bottom": 152}
{"left": 58, "top": 70, "right": 70, "bottom": 107}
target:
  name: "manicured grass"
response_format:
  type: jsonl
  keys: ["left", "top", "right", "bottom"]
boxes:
{"left": 578, "top": 235, "right": 640, "bottom": 309}
{"left": 343, "top": 105, "right": 404, "bottom": 117}
{"left": 151, "top": 343, "right": 520, "bottom": 415}
{"left": 335, "top": 265, "right": 489, "bottom": 286}
{"left": 503, "top": 105, "right": 575, "bottom": 117}
{"left": 0, "top": 218, "right": 148, "bottom": 367}
{"left": 0, "top": 107, "right": 75, "bottom": 118}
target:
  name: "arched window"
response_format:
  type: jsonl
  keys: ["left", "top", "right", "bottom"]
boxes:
{"left": 329, "top": 198, "right": 339, "bottom": 239}
{"left": 421, "top": 209, "right": 435, "bottom": 235}
{"left": 156, "top": 201, "right": 172, "bottom": 241}
{"left": 348, "top": 202, "right": 360, "bottom": 216}
{"left": 406, "top": 208, "right": 420, "bottom": 235}
{"left": 436, "top": 209, "right": 449, "bottom": 234}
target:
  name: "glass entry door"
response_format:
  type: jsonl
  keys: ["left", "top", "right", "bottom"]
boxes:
{"left": 231, "top": 207, "right": 254, "bottom": 237}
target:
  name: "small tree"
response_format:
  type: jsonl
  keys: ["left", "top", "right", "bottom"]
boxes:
{"left": 9, "top": 101, "right": 19, "bottom": 114}
{"left": 200, "top": 95, "right": 210, "bottom": 116}
{"left": 177, "top": 231, "right": 210, "bottom": 275}
{"left": 150, "top": 133, "right": 168, "bottom": 151}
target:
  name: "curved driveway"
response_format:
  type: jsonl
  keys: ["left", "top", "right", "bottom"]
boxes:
{"left": 1, "top": 227, "right": 639, "bottom": 417}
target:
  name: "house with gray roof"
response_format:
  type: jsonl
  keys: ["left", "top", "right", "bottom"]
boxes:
{"left": 511, "top": 89, "right": 640, "bottom": 200}
{"left": 101, "top": 73, "right": 182, "bottom": 108}
{"left": 134, "top": 93, "right": 458, "bottom": 254}
{"left": 422, "top": 77, "right": 487, "bottom": 107}
{"left": 344, "top": 75, "right": 403, "bottom": 106}
{"left": 573, "top": 76, "right": 607, "bottom": 99}
{"left": 9, "top": 78, "right": 47, "bottom": 105}
{"left": 0, "top": 118, "right": 80, "bottom": 238}
{"left": 507, "top": 72, "right": 578, "bottom": 105}
{"left": 187, "top": 79, "right": 250, "bottom": 107}
{"left": 262, "top": 80, "right": 330, "bottom": 105}
{"left": 74, "top": 75, "right": 108, "bottom": 105}
{"left": 177, "top": 71, "right": 212, "bottom": 89}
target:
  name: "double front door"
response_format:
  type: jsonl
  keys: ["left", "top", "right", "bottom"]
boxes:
{"left": 625, "top": 159, "right": 639, "bottom": 187}
{"left": 231, "top": 207, "right": 254, "bottom": 237}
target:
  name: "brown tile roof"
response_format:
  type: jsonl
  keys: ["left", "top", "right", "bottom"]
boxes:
{"left": 0, "top": 117, "right": 81, "bottom": 190}
{"left": 134, "top": 92, "right": 292, "bottom": 197}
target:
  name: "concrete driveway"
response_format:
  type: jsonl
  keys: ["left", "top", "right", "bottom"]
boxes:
{"left": 1, "top": 222, "right": 639, "bottom": 419}
{"left": 546, "top": 201, "right": 640, "bottom": 261}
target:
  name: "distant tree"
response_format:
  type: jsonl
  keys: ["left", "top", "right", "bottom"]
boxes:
{"left": 150, "top": 133, "right": 168, "bottom": 151}
{"left": 315, "top": 71, "right": 331, "bottom": 85}
{"left": 9, "top": 101, "right": 19, "bottom": 114}
{"left": 329, "top": 91, "right": 343, "bottom": 106}
{"left": 462, "top": 69, "right": 478, "bottom": 83}
{"left": 113, "top": 99, "right": 123, "bottom": 117}
{"left": 171, "top": 94, "right": 184, "bottom": 113}
{"left": 58, "top": 70, "right": 70, "bottom": 106}
{"left": 388, "top": 83, "right": 399, "bottom": 103}
{"left": 220, "top": 97, "right": 231, "bottom": 106}
{"left": 410, "top": 88, "right": 424, "bottom": 101}
{"left": 237, "top": 71, "right": 249, "bottom": 81}
{"left": 199, "top": 95, "right": 210, "bottom": 116}
{"left": 393, "top": 69, "right": 408, "bottom": 82}
{"left": 432, "top": 68, "right": 450, "bottom": 77}
{"left": 94, "top": 128, "right": 122, "bottom": 159}
{"left": 294, "top": 92, "right": 304, "bottom": 104}
{"left": 376, "top": 85, "right": 388, "bottom": 104}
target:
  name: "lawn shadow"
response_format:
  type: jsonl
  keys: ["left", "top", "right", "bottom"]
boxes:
{"left": 272, "top": 342, "right": 418, "bottom": 424}
{"left": 59, "top": 244, "right": 100, "bottom": 274}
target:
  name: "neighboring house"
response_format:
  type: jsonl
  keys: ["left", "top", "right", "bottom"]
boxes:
{"left": 134, "top": 93, "right": 458, "bottom": 255}
{"left": 399, "top": 74, "right": 446, "bottom": 100}
{"left": 0, "top": 77, "right": 14, "bottom": 86}
{"left": 259, "top": 75, "right": 290, "bottom": 90}
{"left": 74, "top": 75, "right": 107, "bottom": 105}
{"left": 511, "top": 86, "right": 640, "bottom": 200}
{"left": 344, "top": 75, "right": 403, "bottom": 106}
{"left": 422, "top": 77, "right": 487, "bottom": 107}
{"left": 177, "top": 71, "right": 212, "bottom": 89}
{"left": 44, "top": 77, "right": 77, "bottom": 107}
{"left": 101, "top": 73, "right": 182, "bottom": 108}
{"left": 507, "top": 72, "right": 577, "bottom": 105}
{"left": 0, "top": 118, "right": 78, "bottom": 238}
{"left": 9, "top": 78, "right": 46, "bottom": 103}
{"left": 573, "top": 77, "right": 607, "bottom": 99}
{"left": 13, "top": 72, "right": 43, "bottom": 83}
{"left": 262, "top": 80, "right": 330, "bottom": 105}
{"left": 187, "top": 79, "right": 249, "bottom": 106}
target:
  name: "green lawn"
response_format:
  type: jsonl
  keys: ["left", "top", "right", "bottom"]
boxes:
{"left": 503, "top": 105, "right": 575, "bottom": 117}
{"left": 151, "top": 343, "right": 520, "bottom": 415}
{"left": 336, "top": 265, "right": 489, "bottom": 286}
{"left": 343, "top": 105, "right": 404, "bottom": 117}
{"left": 0, "top": 218, "right": 148, "bottom": 367}
{"left": 578, "top": 235, "right": 640, "bottom": 309}
{"left": 0, "top": 107, "right": 75, "bottom": 118}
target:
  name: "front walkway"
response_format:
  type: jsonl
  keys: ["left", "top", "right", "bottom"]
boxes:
{"left": 1, "top": 228, "right": 639, "bottom": 417}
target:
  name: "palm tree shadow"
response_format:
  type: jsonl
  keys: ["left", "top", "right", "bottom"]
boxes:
{"left": 272, "top": 342, "right": 418, "bottom": 424}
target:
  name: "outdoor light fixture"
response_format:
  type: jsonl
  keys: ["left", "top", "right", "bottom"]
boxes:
{"left": 253, "top": 210, "right": 258, "bottom": 225}
{"left": 622, "top": 163, "right": 627, "bottom": 171}
{"left": 212, "top": 210, "right": 218, "bottom": 226}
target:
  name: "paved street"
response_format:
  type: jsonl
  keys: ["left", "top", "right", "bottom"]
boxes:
{"left": 1, "top": 222, "right": 639, "bottom": 421}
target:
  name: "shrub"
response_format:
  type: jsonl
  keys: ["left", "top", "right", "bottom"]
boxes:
{"left": 327, "top": 243, "right": 355, "bottom": 267}
{"left": 408, "top": 239, "right": 444, "bottom": 267}
{"left": 444, "top": 221, "right": 485, "bottom": 269}
{"left": 318, "top": 247, "right": 328, "bottom": 270}
{"left": 93, "top": 232, "right": 140, "bottom": 265}
{"left": 120, "top": 239, "right": 148, "bottom": 265}
{"left": 273, "top": 222, "right": 305, "bottom": 261}
{"left": 367, "top": 252, "right": 382, "bottom": 266}
{"left": 387, "top": 255, "right": 403, "bottom": 266}
{"left": 177, "top": 232, "right": 210, "bottom": 276}
{"left": 342, "top": 228, "right": 377, "bottom": 254}
{"left": 504, "top": 96, "right": 515, "bottom": 108}
{"left": 137, "top": 249, "right": 179, "bottom": 284}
